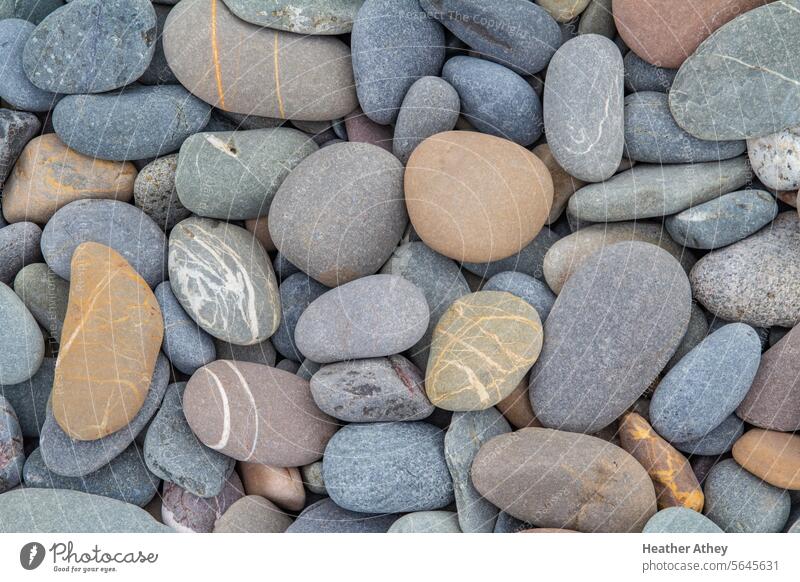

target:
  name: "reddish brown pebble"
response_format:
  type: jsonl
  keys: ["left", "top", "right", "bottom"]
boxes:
{"left": 239, "top": 462, "right": 305, "bottom": 512}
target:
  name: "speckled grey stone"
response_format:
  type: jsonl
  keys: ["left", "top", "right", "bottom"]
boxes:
{"left": 0, "top": 282, "right": 44, "bottom": 385}
{"left": 39, "top": 354, "right": 170, "bottom": 477}
{"left": 137, "top": 4, "right": 178, "bottom": 85}
{"left": 643, "top": 507, "right": 723, "bottom": 533}
{"left": 155, "top": 282, "right": 215, "bottom": 375}
{"left": 445, "top": 409, "right": 510, "bottom": 533}
{"left": 161, "top": 472, "right": 243, "bottom": 533}
{"left": 221, "top": 0, "right": 363, "bottom": 34}
{"left": 651, "top": 324, "right": 760, "bottom": 444}
{"left": 272, "top": 273, "right": 328, "bottom": 361}
{"left": 493, "top": 511, "right": 533, "bottom": 533}
{"left": 665, "top": 303, "right": 708, "bottom": 371}
{"left": 53, "top": 85, "right": 211, "bottom": 161}
{"left": 380, "top": 242, "right": 470, "bottom": 370}
{"left": 388, "top": 510, "right": 461, "bottom": 533}
{"left": 463, "top": 227, "right": 561, "bottom": 280}
{"left": 624, "top": 92, "right": 746, "bottom": 164}
{"left": 443, "top": 56, "right": 542, "bottom": 146}
{"left": 323, "top": 421, "right": 453, "bottom": 513}
{"left": 568, "top": 156, "right": 751, "bottom": 222}
{"left": 703, "top": 459, "right": 791, "bottom": 533}
{"left": 393, "top": 76, "right": 460, "bottom": 164}
{"left": 1, "top": 0, "right": 64, "bottom": 24}
{"left": 13, "top": 263, "right": 69, "bottom": 341}
{"left": 295, "top": 274, "right": 429, "bottom": 364}
{"left": 301, "top": 461, "right": 326, "bottom": 495}
{"left": 311, "top": 355, "right": 434, "bottom": 422}
{"left": 352, "top": 0, "right": 445, "bottom": 125}
{"left": 144, "top": 383, "right": 234, "bottom": 498}
{"left": 0, "top": 357, "right": 52, "bottom": 438}
{"left": 297, "top": 358, "right": 321, "bottom": 381}
{"left": 0, "top": 396, "right": 23, "bottom": 493}
{"left": 623, "top": 51, "right": 676, "bottom": 93}
{"left": 484, "top": 272, "right": 556, "bottom": 321}
{"left": 672, "top": 414, "right": 745, "bottom": 456}
{"left": 578, "top": 0, "right": 614, "bottom": 38}
{"left": 133, "top": 155, "right": 189, "bottom": 231}
{"left": 0, "top": 109, "right": 40, "bottom": 189}
{"left": 707, "top": 316, "right": 769, "bottom": 350}
{"left": 273, "top": 252, "right": 300, "bottom": 282}
{"left": 287, "top": 497, "right": 398, "bottom": 533}
{"left": 666, "top": 189, "right": 777, "bottom": 250}
{"left": 213, "top": 338, "right": 277, "bottom": 367}
{"left": 0, "top": 20, "right": 60, "bottom": 111}
{"left": 544, "top": 34, "right": 623, "bottom": 182}
{"left": 22, "top": 0, "right": 156, "bottom": 94}
{"left": 0, "top": 222, "right": 42, "bottom": 285}
{"left": 41, "top": 199, "right": 168, "bottom": 287}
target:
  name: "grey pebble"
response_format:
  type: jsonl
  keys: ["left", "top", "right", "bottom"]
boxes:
{"left": 287, "top": 497, "right": 397, "bottom": 533}
{"left": 0, "top": 19, "right": 60, "bottom": 111}
{"left": 643, "top": 507, "right": 723, "bottom": 534}
{"left": 0, "top": 396, "right": 24, "bottom": 493}
{"left": 137, "top": 4, "right": 178, "bottom": 86}
{"left": 578, "top": 0, "right": 615, "bottom": 38}
{"left": 483, "top": 272, "right": 556, "bottom": 321}
{"left": 213, "top": 338, "right": 276, "bottom": 367}
{"left": 13, "top": 263, "right": 69, "bottom": 341}
{"left": 672, "top": 414, "right": 745, "bottom": 456}
{"left": 301, "top": 461, "right": 326, "bottom": 495}
{"left": 463, "top": 227, "right": 561, "bottom": 281}
{"left": 0, "top": 357, "right": 53, "bottom": 438}
{"left": 665, "top": 303, "right": 709, "bottom": 371}
{"left": 0, "top": 109, "right": 40, "bottom": 189}
{"left": 133, "top": 155, "right": 190, "bottom": 231}
{"left": 393, "top": 76, "right": 460, "bottom": 164}
{"left": 388, "top": 511, "right": 461, "bottom": 533}
{"left": 155, "top": 282, "right": 216, "bottom": 375}
{"left": 623, "top": 51, "right": 676, "bottom": 93}
{"left": 0, "top": 221, "right": 42, "bottom": 285}
{"left": 0, "top": 282, "right": 44, "bottom": 385}
{"left": 272, "top": 273, "right": 329, "bottom": 361}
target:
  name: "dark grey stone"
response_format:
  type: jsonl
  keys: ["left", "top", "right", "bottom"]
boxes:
{"left": 0, "top": 281, "right": 44, "bottom": 385}
{"left": 133, "top": 154, "right": 189, "bottom": 231}
{"left": 0, "top": 357, "right": 52, "bottom": 438}
{"left": 672, "top": 414, "right": 745, "bottom": 456}
{"left": 578, "top": 0, "right": 614, "bottom": 38}
{"left": 393, "top": 76, "right": 460, "bottom": 164}
{"left": 0, "top": 222, "right": 42, "bottom": 285}
{"left": 137, "top": 4, "right": 178, "bottom": 85}
{"left": 0, "top": 396, "right": 24, "bottom": 493}
{"left": 665, "top": 303, "right": 708, "bottom": 371}
{"left": 287, "top": 497, "right": 398, "bottom": 533}
{"left": 624, "top": 51, "right": 676, "bottom": 93}
{"left": 276, "top": 359, "right": 300, "bottom": 374}
{"left": 297, "top": 358, "right": 321, "bottom": 381}
{"left": 13, "top": 264, "right": 69, "bottom": 342}
{"left": 272, "top": 273, "right": 329, "bottom": 361}
{"left": 213, "top": 337, "right": 277, "bottom": 367}
{"left": 643, "top": 507, "right": 723, "bottom": 533}
{"left": 483, "top": 272, "right": 556, "bottom": 321}
{"left": 273, "top": 252, "right": 300, "bottom": 282}
{"left": 463, "top": 227, "right": 561, "bottom": 280}
{"left": 155, "top": 282, "right": 216, "bottom": 375}
{"left": 1, "top": 0, "right": 64, "bottom": 24}
{"left": 0, "top": 20, "right": 60, "bottom": 111}
{"left": 493, "top": 511, "right": 533, "bottom": 533}
{"left": 388, "top": 510, "right": 461, "bottom": 532}
{"left": 0, "top": 109, "right": 40, "bottom": 189}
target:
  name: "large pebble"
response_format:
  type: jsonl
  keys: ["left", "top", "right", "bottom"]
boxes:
{"left": 294, "top": 274, "right": 429, "bottom": 364}
{"left": 0, "top": 19, "right": 59, "bottom": 111}
{"left": 221, "top": 0, "right": 362, "bottom": 34}
{"left": 323, "top": 422, "right": 453, "bottom": 513}
{"left": 213, "top": 495, "right": 292, "bottom": 533}
{"left": 133, "top": 155, "right": 190, "bottom": 231}
{"left": 623, "top": 51, "right": 676, "bottom": 93}
{"left": 388, "top": 511, "right": 461, "bottom": 533}
{"left": 162, "top": 473, "right": 243, "bottom": 533}
{"left": 0, "top": 357, "right": 53, "bottom": 438}
{"left": 393, "top": 76, "right": 460, "bottom": 164}
{"left": 732, "top": 429, "right": 800, "bottom": 490}
{"left": 0, "top": 282, "right": 43, "bottom": 385}
{"left": 531, "top": 242, "right": 691, "bottom": 433}
{"left": 155, "top": 282, "right": 216, "bottom": 375}
{"left": 272, "top": 273, "right": 328, "bottom": 361}
{"left": 673, "top": 414, "right": 745, "bottom": 456}
{"left": 287, "top": 497, "right": 397, "bottom": 533}
{"left": 0, "top": 222, "right": 42, "bottom": 285}
{"left": 13, "top": 263, "right": 69, "bottom": 341}
{"left": 0, "top": 109, "right": 40, "bottom": 191}
{"left": 643, "top": 507, "right": 723, "bottom": 534}
{"left": 747, "top": 127, "right": 800, "bottom": 191}
{"left": 0, "top": 396, "right": 23, "bottom": 492}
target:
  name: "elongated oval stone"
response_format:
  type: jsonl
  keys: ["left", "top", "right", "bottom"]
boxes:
{"left": 221, "top": 0, "right": 363, "bottom": 34}
{"left": 168, "top": 217, "right": 280, "bottom": 346}
{"left": 163, "top": 0, "right": 357, "bottom": 121}
{"left": 52, "top": 243, "right": 163, "bottom": 441}
{"left": 155, "top": 283, "right": 216, "bottom": 376}
{"left": 472, "top": 428, "right": 657, "bottom": 532}
{"left": 0, "top": 19, "right": 60, "bottom": 111}
{"left": 531, "top": 242, "right": 691, "bottom": 433}
{"left": 732, "top": 429, "right": 800, "bottom": 490}
{"left": 0, "top": 281, "right": 44, "bottom": 385}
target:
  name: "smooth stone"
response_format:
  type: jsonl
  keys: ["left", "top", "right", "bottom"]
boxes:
{"left": 297, "top": 359, "right": 321, "bottom": 381}
{"left": 23, "top": 445, "right": 158, "bottom": 507}
{"left": 239, "top": 462, "right": 305, "bottom": 512}
{"left": 472, "top": 428, "right": 657, "bottom": 532}
{"left": 496, "top": 378, "right": 540, "bottom": 429}
{"left": 703, "top": 459, "right": 791, "bottom": 533}
{"left": 691, "top": 212, "right": 800, "bottom": 328}
{"left": 531, "top": 242, "right": 691, "bottom": 433}
{"left": 577, "top": 0, "right": 614, "bottom": 37}
{"left": 168, "top": 217, "right": 280, "bottom": 345}
{"left": 133, "top": 155, "right": 189, "bottom": 231}
{"left": 13, "top": 263, "right": 69, "bottom": 341}
{"left": 163, "top": 0, "right": 357, "bottom": 121}
{"left": 650, "top": 324, "right": 761, "bottom": 443}
{"left": 738, "top": 324, "right": 800, "bottom": 432}
{"left": 568, "top": 156, "right": 751, "bottom": 221}
{"left": 0, "top": 357, "right": 53, "bottom": 438}
{"left": 543, "top": 222, "right": 695, "bottom": 294}
{"left": 0, "top": 20, "right": 59, "bottom": 111}
{"left": 162, "top": 473, "right": 243, "bottom": 533}
{"left": 666, "top": 189, "right": 777, "bottom": 250}
{"left": 2, "top": 134, "right": 137, "bottom": 225}
{"left": 537, "top": 0, "right": 590, "bottom": 21}
{"left": 269, "top": 142, "right": 406, "bottom": 287}
{"left": 23, "top": 0, "right": 156, "bottom": 94}
{"left": 221, "top": 0, "right": 363, "bottom": 34}
{"left": 138, "top": 4, "right": 178, "bottom": 86}
{"left": 388, "top": 511, "right": 461, "bottom": 533}
{"left": 0, "top": 488, "right": 170, "bottom": 532}
{"left": 624, "top": 91, "right": 746, "bottom": 163}
{"left": 287, "top": 497, "right": 397, "bottom": 533}
{"left": 0, "top": 110, "right": 40, "bottom": 192}
{"left": 393, "top": 76, "right": 460, "bottom": 164}
{"left": 213, "top": 495, "right": 292, "bottom": 533}
{"left": 493, "top": 512, "right": 533, "bottom": 533}
{"left": 1, "top": 0, "right": 64, "bottom": 23}
{"left": 351, "top": 0, "right": 444, "bottom": 125}
{"left": 155, "top": 282, "right": 215, "bottom": 375}
{"left": 405, "top": 131, "right": 553, "bottom": 263}
{"left": 420, "top": 0, "right": 561, "bottom": 75}
{"left": 426, "top": 291, "right": 543, "bottom": 411}
{"left": 294, "top": 274, "right": 429, "bottom": 364}
{"left": 39, "top": 353, "right": 170, "bottom": 477}
{"left": 0, "top": 222, "right": 42, "bottom": 285}
{"left": 673, "top": 414, "right": 745, "bottom": 456}
{"left": 300, "top": 461, "right": 326, "bottom": 495}
{"left": 184, "top": 361, "right": 338, "bottom": 466}
{"left": 732, "top": 429, "right": 800, "bottom": 490}
{"left": 272, "top": 274, "right": 328, "bottom": 361}
{"left": 709, "top": 318, "right": 767, "bottom": 351}
{"left": 176, "top": 128, "right": 317, "bottom": 220}
{"left": 311, "top": 356, "right": 434, "bottom": 423}
{"left": 0, "top": 282, "right": 43, "bottom": 385}
{"left": 484, "top": 272, "right": 556, "bottom": 321}
{"left": 144, "top": 383, "right": 233, "bottom": 498}
{"left": 544, "top": 34, "right": 624, "bottom": 182}
{"left": 0, "top": 396, "right": 23, "bottom": 492}
{"left": 442, "top": 56, "right": 542, "bottom": 146}
{"left": 323, "top": 422, "right": 453, "bottom": 513}
{"left": 445, "top": 409, "right": 511, "bottom": 533}
{"left": 624, "top": 51, "right": 676, "bottom": 92}
{"left": 213, "top": 337, "right": 277, "bottom": 367}
{"left": 273, "top": 251, "right": 300, "bottom": 282}
{"left": 245, "top": 216, "right": 275, "bottom": 252}
{"left": 53, "top": 85, "right": 211, "bottom": 161}
{"left": 463, "top": 228, "right": 562, "bottom": 281}
{"left": 669, "top": 1, "right": 800, "bottom": 140}
{"left": 344, "top": 108, "right": 393, "bottom": 152}
{"left": 748, "top": 126, "right": 800, "bottom": 191}
{"left": 532, "top": 144, "right": 586, "bottom": 224}
{"left": 643, "top": 507, "right": 723, "bottom": 534}
{"left": 52, "top": 243, "right": 163, "bottom": 440}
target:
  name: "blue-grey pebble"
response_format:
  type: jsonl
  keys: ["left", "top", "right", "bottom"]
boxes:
{"left": 643, "top": 507, "right": 723, "bottom": 533}
{"left": 272, "top": 273, "right": 329, "bottom": 361}
{"left": 144, "top": 383, "right": 234, "bottom": 498}
{"left": 13, "top": 263, "right": 70, "bottom": 342}
{"left": 273, "top": 252, "right": 300, "bottom": 282}
{"left": 323, "top": 421, "right": 454, "bottom": 513}
{"left": 213, "top": 338, "right": 276, "bottom": 367}
{"left": 463, "top": 226, "right": 561, "bottom": 280}
{"left": 445, "top": 409, "right": 510, "bottom": 533}
{"left": 0, "top": 19, "right": 60, "bottom": 111}
{"left": 351, "top": 0, "right": 445, "bottom": 125}
{"left": 785, "top": 505, "right": 800, "bottom": 533}
{"left": 650, "top": 323, "right": 761, "bottom": 444}
{"left": 665, "top": 189, "right": 778, "bottom": 250}
{"left": 275, "top": 359, "right": 300, "bottom": 374}
{"left": 442, "top": 56, "right": 542, "bottom": 146}
{"left": 1, "top": 0, "right": 64, "bottom": 24}
{"left": 53, "top": 85, "right": 211, "bottom": 161}
{"left": 0, "top": 396, "right": 24, "bottom": 493}
{"left": 493, "top": 511, "right": 533, "bottom": 533}
{"left": 0, "top": 109, "right": 40, "bottom": 190}
{"left": 155, "top": 282, "right": 216, "bottom": 375}
{"left": 703, "top": 459, "right": 791, "bottom": 533}
{"left": 623, "top": 51, "right": 676, "bottom": 93}
{"left": 297, "top": 358, "right": 321, "bottom": 381}
{"left": 0, "top": 221, "right": 42, "bottom": 285}
{"left": 137, "top": 4, "right": 178, "bottom": 86}
{"left": 287, "top": 497, "right": 398, "bottom": 533}
{"left": 672, "top": 414, "right": 745, "bottom": 456}
{"left": 41, "top": 199, "right": 168, "bottom": 288}
{"left": 706, "top": 315, "right": 769, "bottom": 351}
{"left": 388, "top": 511, "right": 461, "bottom": 533}
{"left": 393, "top": 76, "right": 460, "bottom": 164}
{"left": 0, "top": 282, "right": 44, "bottom": 385}
{"left": 484, "top": 271, "right": 556, "bottom": 321}
{"left": 665, "top": 303, "right": 709, "bottom": 371}
{"left": 0, "top": 357, "right": 53, "bottom": 438}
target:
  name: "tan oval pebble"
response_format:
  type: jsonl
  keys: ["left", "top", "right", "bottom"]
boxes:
{"left": 732, "top": 429, "right": 800, "bottom": 490}
{"left": 244, "top": 216, "right": 275, "bottom": 252}
{"left": 213, "top": 495, "right": 293, "bottom": 533}
{"left": 537, "top": 0, "right": 591, "bottom": 22}
{"left": 495, "top": 377, "right": 541, "bottom": 429}
{"left": 239, "top": 462, "right": 305, "bottom": 512}
{"left": 532, "top": 143, "right": 586, "bottom": 224}
{"left": 405, "top": 131, "right": 553, "bottom": 263}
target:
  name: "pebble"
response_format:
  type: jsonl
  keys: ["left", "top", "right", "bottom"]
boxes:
{"left": 462, "top": 227, "right": 562, "bottom": 281}
{"left": 343, "top": 108, "right": 393, "bottom": 151}
{"left": 294, "top": 274, "right": 429, "bottom": 364}
{"left": 623, "top": 51, "right": 676, "bottom": 93}
{"left": 747, "top": 127, "right": 800, "bottom": 191}
{"left": 168, "top": 217, "right": 280, "bottom": 345}
{"left": 405, "top": 131, "right": 553, "bottom": 263}
{"left": 287, "top": 497, "right": 397, "bottom": 533}
{"left": 213, "top": 338, "right": 277, "bottom": 367}
{"left": 0, "top": 110, "right": 40, "bottom": 193}
{"left": 13, "top": 264, "right": 69, "bottom": 341}
{"left": 483, "top": 272, "right": 556, "bottom": 321}
{"left": 143, "top": 383, "right": 233, "bottom": 498}
{"left": 531, "top": 242, "right": 691, "bottom": 433}
{"left": 133, "top": 155, "right": 189, "bottom": 231}
{"left": 544, "top": 34, "right": 624, "bottom": 182}
{"left": 672, "top": 414, "right": 745, "bottom": 456}
{"left": 496, "top": 379, "right": 540, "bottom": 429}
{"left": 176, "top": 128, "right": 317, "bottom": 220}
{"left": 577, "top": 0, "right": 614, "bottom": 37}
{"left": 0, "top": 396, "right": 24, "bottom": 492}
{"left": 0, "top": 19, "right": 60, "bottom": 111}
{"left": 138, "top": 4, "right": 177, "bottom": 86}
{"left": 213, "top": 495, "right": 293, "bottom": 533}
{"left": 0, "top": 222, "right": 42, "bottom": 285}
{"left": 472, "top": 428, "right": 657, "bottom": 532}
{"left": 493, "top": 512, "right": 533, "bottom": 534}
{"left": 0, "top": 282, "right": 44, "bottom": 385}
{"left": 443, "top": 56, "right": 542, "bottom": 146}
{"left": 184, "top": 361, "right": 338, "bottom": 466}
{"left": 532, "top": 144, "right": 586, "bottom": 224}
{"left": 244, "top": 216, "right": 275, "bottom": 252}
{"left": 162, "top": 473, "right": 243, "bottom": 533}
{"left": 269, "top": 142, "right": 406, "bottom": 287}
{"left": 0, "top": 357, "right": 53, "bottom": 438}
{"left": 537, "top": 0, "right": 589, "bottom": 22}
{"left": 643, "top": 507, "right": 723, "bottom": 534}
{"left": 387, "top": 511, "right": 461, "bottom": 533}
{"left": 220, "top": 0, "right": 362, "bottom": 34}
{"left": 155, "top": 282, "right": 216, "bottom": 375}
{"left": 393, "top": 76, "right": 460, "bottom": 164}
{"left": 703, "top": 459, "right": 791, "bottom": 533}
{"left": 732, "top": 429, "right": 800, "bottom": 490}
{"left": 239, "top": 463, "right": 305, "bottom": 512}
{"left": 0, "top": 0, "right": 63, "bottom": 24}
{"left": 323, "top": 422, "right": 453, "bottom": 513}
{"left": 301, "top": 461, "right": 326, "bottom": 495}
{"left": 23, "top": 0, "right": 156, "bottom": 94}
{"left": 272, "top": 273, "right": 328, "bottom": 361}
